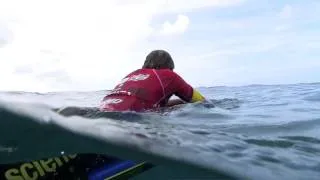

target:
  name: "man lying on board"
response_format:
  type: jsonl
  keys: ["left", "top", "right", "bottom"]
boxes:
{"left": 99, "top": 49, "right": 207, "bottom": 112}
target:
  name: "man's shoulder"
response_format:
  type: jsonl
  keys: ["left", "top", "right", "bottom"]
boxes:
{"left": 156, "top": 69, "right": 183, "bottom": 85}
{"left": 126, "top": 69, "right": 145, "bottom": 76}
{"left": 156, "top": 69, "right": 177, "bottom": 76}
{"left": 125, "top": 69, "right": 154, "bottom": 81}
{"left": 130, "top": 68, "right": 153, "bottom": 74}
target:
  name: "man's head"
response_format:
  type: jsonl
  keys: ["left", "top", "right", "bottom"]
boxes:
{"left": 142, "top": 50, "right": 174, "bottom": 70}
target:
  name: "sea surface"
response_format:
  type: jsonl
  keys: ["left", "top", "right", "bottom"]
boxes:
{"left": 1, "top": 83, "right": 320, "bottom": 180}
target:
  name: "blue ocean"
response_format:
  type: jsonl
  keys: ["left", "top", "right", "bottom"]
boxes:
{"left": 0, "top": 82, "right": 320, "bottom": 180}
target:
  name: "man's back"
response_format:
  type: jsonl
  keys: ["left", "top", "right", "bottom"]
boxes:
{"left": 100, "top": 68, "right": 193, "bottom": 112}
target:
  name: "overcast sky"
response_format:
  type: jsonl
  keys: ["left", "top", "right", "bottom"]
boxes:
{"left": 0, "top": 0, "right": 319, "bottom": 92}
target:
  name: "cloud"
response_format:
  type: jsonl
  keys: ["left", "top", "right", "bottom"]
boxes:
{"left": 279, "top": 4, "right": 293, "bottom": 19}
{"left": 160, "top": 15, "right": 190, "bottom": 35}
{"left": 4, "top": 0, "right": 318, "bottom": 91}
{"left": 35, "top": 70, "right": 71, "bottom": 83}
{"left": 0, "top": 0, "right": 246, "bottom": 92}
{"left": 0, "top": 38, "right": 6, "bottom": 48}
{"left": 169, "top": 2, "right": 320, "bottom": 86}
{"left": 0, "top": 24, "right": 10, "bottom": 48}
{"left": 0, "top": 0, "right": 150, "bottom": 91}
{"left": 274, "top": 25, "right": 291, "bottom": 32}
{"left": 160, "top": 0, "right": 246, "bottom": 13}
{"left": 14, "top": 65, "right": 33, "bottom": 74}
{"left": 116, "top": 0, "right": 245, "bottom": 14}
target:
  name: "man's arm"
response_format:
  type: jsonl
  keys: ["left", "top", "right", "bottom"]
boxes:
{"left": 171, "top": 72, "right": 207, "bottom": 103}
{"left": 165, "top": 88, "right": 206, "bottom": 107}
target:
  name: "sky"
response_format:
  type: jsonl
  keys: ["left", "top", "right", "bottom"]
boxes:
{"left": 0, "top": 0, "right": 320, "bottom": 92}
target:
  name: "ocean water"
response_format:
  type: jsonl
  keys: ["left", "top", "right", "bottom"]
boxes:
{"left": 1, "top": 83, "right": 320, "bottom": 180}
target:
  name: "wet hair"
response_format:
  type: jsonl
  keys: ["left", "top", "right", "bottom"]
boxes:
{"left": 142, "top": 50, "right": 175, "bottom": 70}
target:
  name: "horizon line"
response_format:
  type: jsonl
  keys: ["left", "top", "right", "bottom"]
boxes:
{"left": 0, "top": 81, "right": 319, "bottom": 94}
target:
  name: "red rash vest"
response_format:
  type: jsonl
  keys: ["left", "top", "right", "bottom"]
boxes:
{"left": 100, "top": 68, "right": 193, "bottom": 112}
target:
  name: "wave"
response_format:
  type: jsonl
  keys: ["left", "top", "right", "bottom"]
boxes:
{"left": 0, "top": 101, "right": 286, "bottom": 180}
{"left": 0, "top": 101, "right": 241, "bottom": 179}
{"left": 1, "top": 89, "right": 320, "bottom": 180}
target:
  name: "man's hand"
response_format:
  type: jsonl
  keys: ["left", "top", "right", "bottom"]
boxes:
{"left": 166, "top": 99, "right": 186, "bottom": 107}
